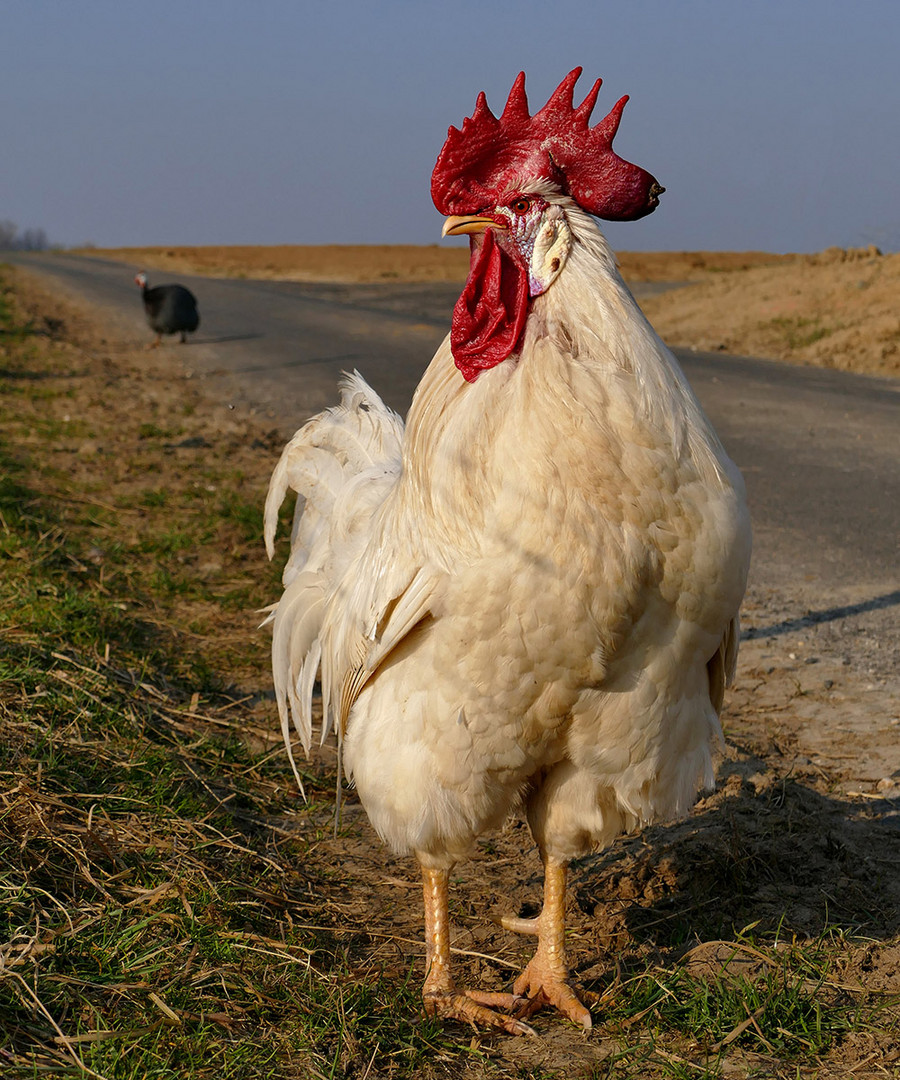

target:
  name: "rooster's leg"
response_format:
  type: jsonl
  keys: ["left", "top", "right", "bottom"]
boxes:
{"left": 501, "top": 856, "right": 591, "bottom": 1029}
{"left": 420, "top": 865, "right": 535, "bottom": 1036}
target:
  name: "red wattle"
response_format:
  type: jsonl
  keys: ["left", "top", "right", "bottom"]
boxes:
{"left": 450, "top": 229, "right": 529, "bottom": 382}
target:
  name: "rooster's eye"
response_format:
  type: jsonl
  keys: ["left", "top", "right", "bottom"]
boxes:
{"left": 509, "top": 197, "right": 531, "bottom": 215}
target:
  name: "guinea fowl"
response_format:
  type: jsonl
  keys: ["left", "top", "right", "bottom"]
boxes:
{"left": 134, "top": 272, "right": 200, "bottom": 346}
{"left": 264, "top": 69, "right": 751, "bottom": 1034}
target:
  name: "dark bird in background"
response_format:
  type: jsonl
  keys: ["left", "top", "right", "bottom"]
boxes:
{"left": 134, "top": 272, "right": 200, "bottom": 346}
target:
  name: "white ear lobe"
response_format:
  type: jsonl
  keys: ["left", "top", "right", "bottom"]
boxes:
{"left": 529, "top": 208, "right": 571, "bottom": 297}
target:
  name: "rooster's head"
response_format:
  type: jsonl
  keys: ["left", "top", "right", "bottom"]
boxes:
{"left": 432, "top": 68, "right": 662, "bottom": 381}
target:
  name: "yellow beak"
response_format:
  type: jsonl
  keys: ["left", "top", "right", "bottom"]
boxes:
{"left": 441, "top": 214, "right": 506, "bottom": 237}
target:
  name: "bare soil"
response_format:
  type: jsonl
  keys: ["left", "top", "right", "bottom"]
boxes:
{"left": 6, "top": 266, "right": 900, "bottom": 1077}
{"left": 81, "top": 242, "right": 900, "bottom": 377}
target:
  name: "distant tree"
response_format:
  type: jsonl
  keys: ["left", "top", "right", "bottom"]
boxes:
{"left": 0, "top": 221, "right": 51, "bottom": 251}
{"left": 19, "top": 227, "right": 48, "bottom": 251}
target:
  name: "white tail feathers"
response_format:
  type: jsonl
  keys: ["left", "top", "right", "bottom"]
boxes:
{"left": 264, "top": 373, "right": 404, "bottom": 786}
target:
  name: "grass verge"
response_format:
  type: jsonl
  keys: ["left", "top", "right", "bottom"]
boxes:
{"left": 0, "top": 268, "right": 446, "bottom": 1078}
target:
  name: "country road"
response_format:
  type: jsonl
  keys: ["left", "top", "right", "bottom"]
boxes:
{"left": 6, "top": 251, "right": 900, "bottom": 672}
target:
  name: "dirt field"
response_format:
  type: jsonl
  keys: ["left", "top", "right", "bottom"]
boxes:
{"left": 81, "top": 242, "right": 900, "bottom": 378}
{"left": 4, "top": 263, "right": 899, "bottom": 1077}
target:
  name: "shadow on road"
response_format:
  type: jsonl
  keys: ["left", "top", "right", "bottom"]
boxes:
{"left": 196, "top": 333, "right": 266, "bottom": 345}
{"left": 743, "top": 588, "right": 900, "bottom": 641}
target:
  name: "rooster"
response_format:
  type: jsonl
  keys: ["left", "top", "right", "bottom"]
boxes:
{"left": 264, "top": 69, "right": 750, "bottom": 1035}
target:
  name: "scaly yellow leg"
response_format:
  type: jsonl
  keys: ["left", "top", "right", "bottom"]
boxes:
{"left": 502, "top": 857, "right": 592, "bottom": 1029}
{"left": 420, "top": 865, "right": 536, "bottom": 1036}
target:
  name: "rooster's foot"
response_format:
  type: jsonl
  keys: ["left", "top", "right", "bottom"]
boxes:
{"left": 423, "top": 988, "right": 536, "bottom": 1036}
{"left": 511, "top": 960, "right": 591, "bottom": 1030}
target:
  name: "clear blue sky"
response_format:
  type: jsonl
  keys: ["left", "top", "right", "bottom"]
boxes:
{"left": 3, "top": 0, "right": 898, "bottom": 253}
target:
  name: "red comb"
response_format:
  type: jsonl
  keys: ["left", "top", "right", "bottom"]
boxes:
{"left": 432, "top": 68, "right": 661, "bottom": 221}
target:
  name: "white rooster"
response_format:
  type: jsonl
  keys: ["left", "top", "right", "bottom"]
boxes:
{"left": 264, "top": 68, "right": 750, "bottom": 1035}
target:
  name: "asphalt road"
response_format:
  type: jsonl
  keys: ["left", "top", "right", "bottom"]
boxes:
{"left": 7, "top": 251, "right": 899, "bottom": 607}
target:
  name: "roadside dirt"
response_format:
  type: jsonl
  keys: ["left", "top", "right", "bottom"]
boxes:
{"left": 6, "top": 266, "right": 899, "bottom": 1077}
{"left": 639, "top": 245, "right": 900, "bottom": 379}
{"left": 80, "top": 242, "right": 900, "bottom": 377}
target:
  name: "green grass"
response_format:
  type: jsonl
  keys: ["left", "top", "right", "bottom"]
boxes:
{"left": 767, "top": 315, "right": 836, "bottom": 350}
{"left": 605, "top": 958, "right": 853, "bottom": 1057}
{"left": 0, "top": 557, "right": 453, "bottom": 1078}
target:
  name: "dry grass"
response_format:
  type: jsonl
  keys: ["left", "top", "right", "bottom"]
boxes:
{"left": 640, "top": 245, "right": 900, "bottom": 378}
{"left": 77, "top": 244, "right": 473, "bottom": 284}
{"left": 74, "top": 244, "right": 799, "bottom": 286}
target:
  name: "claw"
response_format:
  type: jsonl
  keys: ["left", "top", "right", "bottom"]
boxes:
{"left": 512, "top": 964, "right": 592, "bottom": 1030}
{"left": 424, "top": 990, "right": 537, "bottom": 1036}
